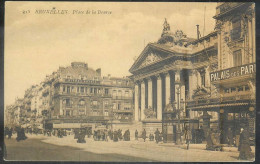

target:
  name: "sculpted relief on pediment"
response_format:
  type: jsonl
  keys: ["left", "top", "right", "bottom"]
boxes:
{"left": 140, "top": 52, "right": 161, "bottom": 68}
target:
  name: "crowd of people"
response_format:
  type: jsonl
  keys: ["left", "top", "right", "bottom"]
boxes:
{"left": 4, "top": 124, "right": 254, "bottom": 161}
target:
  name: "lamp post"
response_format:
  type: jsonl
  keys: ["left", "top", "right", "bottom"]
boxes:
{"left": 175, "top": 86, "right": 182, "bottom": 145}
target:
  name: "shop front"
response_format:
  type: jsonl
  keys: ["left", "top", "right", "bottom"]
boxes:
{"left": 187, "top": 63, "right": 256, "bottom": 145}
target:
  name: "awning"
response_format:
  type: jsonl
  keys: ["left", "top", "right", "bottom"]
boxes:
{"left": 188, "top": 102, "right": 249, "bottom": 110}
{"left": 53, "top": 123, "right": 81, "bottom": 129}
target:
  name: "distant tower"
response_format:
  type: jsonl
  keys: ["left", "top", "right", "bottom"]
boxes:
{"left": 161, "top": 18, "right": 171, "bottom": 37}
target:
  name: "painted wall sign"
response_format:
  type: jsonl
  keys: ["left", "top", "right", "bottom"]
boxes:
{"left": 210, "top": 63, "right": 256, "bottom": 82}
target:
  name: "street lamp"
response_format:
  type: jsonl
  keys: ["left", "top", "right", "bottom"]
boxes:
{"left": 175, "top": 86, "right": 182, "bottom": 145}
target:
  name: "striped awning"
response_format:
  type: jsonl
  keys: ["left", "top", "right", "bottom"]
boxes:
{"left": 187, "top": 102, "right": 249, "bottom": 110}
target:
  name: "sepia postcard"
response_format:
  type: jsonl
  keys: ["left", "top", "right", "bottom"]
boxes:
{"left": 3, "top": 1, "right": 256, "bottom": 162}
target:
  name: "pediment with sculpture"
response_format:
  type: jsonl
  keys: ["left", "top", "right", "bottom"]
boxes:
{"left": 140, "top": 51, "right": 162, "bottom": 68}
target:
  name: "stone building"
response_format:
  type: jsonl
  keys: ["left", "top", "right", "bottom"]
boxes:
{"left": 129, "top": 18, "right": 218, "bottom": 142}
{"left": 129, "top": 2, "right": 255, "bottom": 144}
{"left": 44, "top": 62, "right": 134, "bottom": 130}
{"left": 187, "top": 2, "right": 256, "bottom": 144}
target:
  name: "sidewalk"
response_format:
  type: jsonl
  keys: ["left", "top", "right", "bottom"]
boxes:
{"left": 160, "top": 143, "right": 255, "bottom": 153}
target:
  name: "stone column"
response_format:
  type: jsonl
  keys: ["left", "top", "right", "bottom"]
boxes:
{"left": 60, "top": 99, "right": 63, "bottom": 115}
{"left": 205, "top": 66, "right": 210, "bottom": 87}
{"left": 174, "top": 70, "right": 181, "bottom": 103}
{"left": 134, "top": 82, "right": 139, "bottom": 121}
{"left": 188, "top": 69, "right": 197, "bottom": 99}
{"left": 217, "top": 31, "right": 222, "bottom": 70}
{"left": 165, "top": 72, "right": 171, "bottom": 106}
{"left": 141, "top": 80, "right": 146, "bottom": 120}
{"left": 147, "top": 77, "right": 153, "bottom": 109}
{"left": 157, "top": 75, "right": 162, "bottom": 120}
{"left": 252, "top": 11, "right": 255, "bottom": 62}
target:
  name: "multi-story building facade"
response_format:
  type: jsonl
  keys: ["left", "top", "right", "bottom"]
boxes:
{"left": 187, "top": 2, "right": 256, "bottom": 144}
{"left": 6, "top": 62, "right": 134, "bottom": 131}
{"left": 130, "top": 2, "right": 255, "bottom": 144}
{"left": 42, "top": 62, "right": 134, "bottom": 130}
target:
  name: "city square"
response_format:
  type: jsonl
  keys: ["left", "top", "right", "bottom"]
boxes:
{"left": 4, "top": 2, "right": 256, "bottom": 162}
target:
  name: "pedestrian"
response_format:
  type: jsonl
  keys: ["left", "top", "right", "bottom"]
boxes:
{"left": 191, "top": 128, "right": 196, "bottom": 144}
{"left": 206, "top": 129, "right": 214, "bottom": 150}
{"left": 184, "top": 125, "right": 192, "bottom": 150}
{"left": 118, "top": 129, "right": 122, "bottom": 141}
{"left": 154, "top": 128, "right": 160, "bottom": 143}
{"left": 113, "top": 130, "right": 118, "bottom": 142}
{"left": 149, "top": 133, "right": 154, "bottom": 141}
{"left": 238, "top": 127, "right": 254, "bottom": 160}
{"left": 4, "top": 127, "right": 9, "bottom": 138}
{"left": 227, "top": 127, "right": 234, "bottom": 146}
{"left": 135, "top": 130, "right": 138, "bottom": 140}
{"left": 77, "top": 130, "right": 86, "bottom": 143}
{"left": 8, "top": 128, "right": 12, "bottom": 139}
{"left": 142, "top": 129, "right": 147, "bottom": 142}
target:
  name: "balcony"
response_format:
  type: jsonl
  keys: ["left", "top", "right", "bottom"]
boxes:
{"left": 112, "top": 96, "right": 133, "bottom": 100}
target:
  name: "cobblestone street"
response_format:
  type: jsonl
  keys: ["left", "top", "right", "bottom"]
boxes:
{"left": 4, "top": 134, "right": 255, "bottom": 162}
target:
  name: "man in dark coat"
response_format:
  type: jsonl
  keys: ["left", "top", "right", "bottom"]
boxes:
{"left": 154, "top": 128, "right": 160, "bottom": 143}
{"left": 77, "top": 130, "right": 86, "bottom": 143}
{"left": 113, "top": 130, "right": 118, "bottom": 142}
{"left": 184, "top": 125, "right": 192, "bottom": 150}
{"left": 142, "top": 129, "right": 147, "bottom": 142}
{"left": 206, "top": 129, "right": 214, "bottom": 150}
{"left": 238, "top": 128, "right": 254, "bottom": 160}
{"left": 135, "top": 130, "right": 138, "bottom": 140}
{"left": 8, "top": 128, "right": 13, "bottom": 139}
{"left": 227, "top": 127, "right": 234, "bottom": 146}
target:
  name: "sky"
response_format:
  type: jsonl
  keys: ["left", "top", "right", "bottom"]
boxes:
{"left": 5, "top": 2, "right": 217, "bottom": 106}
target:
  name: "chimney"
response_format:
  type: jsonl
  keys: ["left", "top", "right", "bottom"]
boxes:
{"left": 196, "top": 25, "right": 200, "bottom": 40}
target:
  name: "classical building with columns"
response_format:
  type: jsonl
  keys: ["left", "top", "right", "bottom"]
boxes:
{"left": 129, "top": 2, "right": 255, "bottom": 144}
{"left": 129, "top": 18, "right": 219, "bottom": 142}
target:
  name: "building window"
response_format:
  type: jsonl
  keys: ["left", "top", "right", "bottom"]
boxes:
{"left": 67, "top": 86, "right": 70, "bottom": 93}
{"left": 104, "top": 101, "right": 109, "bottom": 108}
{"left": 71, "top": 86, "right": 74, "bottom": 92}
{"left": 105, "top": 88, "right": 109, "bottom": 95}
{"left": 118, "top": 90, "right": 122, "bottom": 98}
{"left": 113, "top": 103, "right": 116, "bottom": 109}
{"left": 201, "top": 74, "right": 205, "bottom": 87}
{"left": 94, "top": 88, "right": 97, "bottom": 94}
{"left": 85, "top": 87, "right": 88, "bottom": 93}
{"left": 66, "top": 110, "right": 70, "bottom": 116}
{"left": 112, "top": 90, "right": 117, "bottom": 97}
{"left": 92, "top": 100, "right": 98, "bottom": 106}
{"left": 124, "top": 102, "right": 131, "bottom": 110}
{"left": 104, "top": 110, "right": 109, "bottom": 116}
{"left": 65, "top": 99, "right": 71, "bottom": 106}
{"left": 231, "top": 87, "right": 236, "bottom": 93}
{"left": 77, "top": 87, "right": 80, "bottom": 93}
{"left": 63, "top": 86, "right": 66, "bottom": 92}
{"left": 90, "top": 88, "right": 93, "bottom": 93}
{"left": 238, "top": 86, "right": 243, "bottom": 92}
{"left": 233, "top": 50, "right": 242, "bottom": 67}
{"left": 79, "top": 100, "right": 85, "bottom": 107}
{"left": 118, "top": 103, "right": 121, "bottom": 110}
{"left": 80, "top": 87, "right": 84, "bottom": 93}
{"left": 231, "top": 19, "right": 241, "bottom": 41}
{"left": 125, "top": 90, "right": 129, "bottom": 97}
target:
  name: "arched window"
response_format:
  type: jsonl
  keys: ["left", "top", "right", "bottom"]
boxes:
{"left": 78, "top": 99, "right": 85, "bottom": 107}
